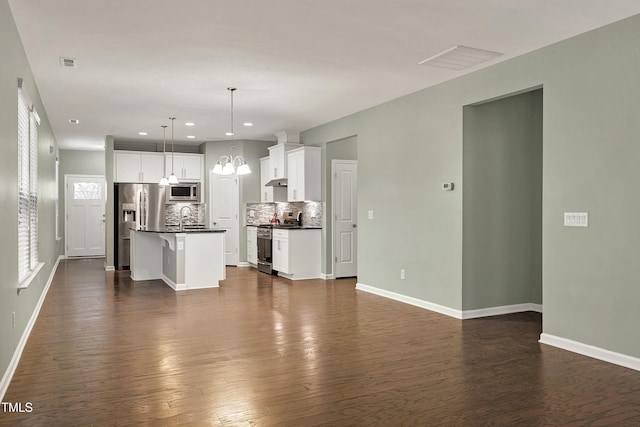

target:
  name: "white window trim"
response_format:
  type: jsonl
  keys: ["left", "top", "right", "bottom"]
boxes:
{"left": 17, "top": 262, "right": 45, "bottom": 290}
{"left": 17, "top": 78, "right": 40, "bottom": 289}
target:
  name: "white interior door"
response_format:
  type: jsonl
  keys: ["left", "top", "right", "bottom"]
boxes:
{"left": 333, "top": 160, "right": 358, "bottom": 278}
{"left": 210, "top": 171, "right": 239, "bottom": 266}
{"left": 65, "top": 175, "right": 106, "bottom": 257}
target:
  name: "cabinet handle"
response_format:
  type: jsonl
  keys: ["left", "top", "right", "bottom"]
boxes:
{"left": 293, "top": 189, "right": 297, "bottom": 199}
{"left": 278, "top": 240, "right": 281, "bottom": 250}
{"left": 274, "top": 167, "right": 277, "bottom": 177}
{"left": 264, "top": 191, "right": 267, "bottom": 201}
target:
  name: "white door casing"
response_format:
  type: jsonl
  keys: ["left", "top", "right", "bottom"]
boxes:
{"left": 332, "top": 160, "right": 357, "bottom": 278}
{"left": 65, "top": 175, "right": 106, "bottom": 257}
{"left": 210, "top": 171, "right": 239, "bottom": 266}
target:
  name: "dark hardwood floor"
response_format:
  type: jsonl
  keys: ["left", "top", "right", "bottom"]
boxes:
{"left": 2, "top": 259, "right": 640, "bottom": 426}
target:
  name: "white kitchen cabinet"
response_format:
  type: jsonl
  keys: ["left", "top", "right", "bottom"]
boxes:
{"left": 114, "top": 151, "right": 164, "bottom": 183}
{"left": 267, "top": 143, "right": 302, "bottom": 181}
{"left": 272, "top": 228, "right": 321, "bottom": 280}
{"left": 287, "top": 146, "right": 321, "bottom": 201}
{"left": 272, "top": 230, "right": 290, "bottom": 274}
{"left": 165, "top": 153, "right": 204, "bottom": 181}
{"left": 246, "top": 226, "right": 257, "bottom": 266}
{"left": 260, "top": 156, "right": 286, "bottom": 202}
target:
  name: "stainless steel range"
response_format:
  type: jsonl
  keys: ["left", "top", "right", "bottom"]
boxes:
{"left": 257, "top": 225, "right": 274, "bottom": 274}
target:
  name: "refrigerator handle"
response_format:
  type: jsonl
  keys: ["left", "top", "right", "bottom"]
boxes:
{"left": 142, "top": 190, "right": 147, "bottom": 228}
{"left": 138, "top": 190, "right": 144, "bottom": 229}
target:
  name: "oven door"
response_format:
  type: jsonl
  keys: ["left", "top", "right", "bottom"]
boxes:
{"left": 257, "top": 235, "right": 271, "bottom": 262}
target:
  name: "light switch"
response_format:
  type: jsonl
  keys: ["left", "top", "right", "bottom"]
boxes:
{"left": 178, "top": 241, "right": 184, "bottom": 250}
{"left": 368, "top": 210, "right": 374, "bottom": 220}
{"left": 564, "top": 212, "right": 588, "bottom": 227}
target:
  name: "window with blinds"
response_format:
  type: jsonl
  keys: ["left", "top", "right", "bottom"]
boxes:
{"left": 17, "top": 83, "right": 39, "bottom": 284}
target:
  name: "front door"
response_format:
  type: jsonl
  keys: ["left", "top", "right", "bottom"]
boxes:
{"left": 65, "top": 175, "right": 106, "bottom": 257}
{"left": 210, "top": 171, "right": 239, "bottom": 266}
{"left": 333, "top": 160, "right": 357, "bottom": 278}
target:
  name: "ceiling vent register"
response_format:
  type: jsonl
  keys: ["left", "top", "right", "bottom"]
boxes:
{"left": 419, "top": 46, "right": 502, "bottom": 70}
{"left": 59, "top": 57, "right": 77, "bottom": 68}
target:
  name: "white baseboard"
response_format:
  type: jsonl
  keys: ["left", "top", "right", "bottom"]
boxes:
{"left": 237, "top": 262, "right": 251, "bottom": 268}
{"left": 462, "top": 303, "right": 543, "bottom": 319}
{"left": 540, "top": 333, "right": 640, "bottom": 372}
{"left": 356, "top": 283, "right": 543, "bottom": 321}
{"left": 320, "top": 273, "right": 334, "bottom": 280}
{"left": 104, "top": 265, "right": 115, "bottom": 271}
{"left": 1, "top": 255, "right": 63, "bottom": 401}
{"left": 355, "top": 283, "right": 463, "bottom": 319}
{"left": 160, "top": 274, "right": 186, "bottom": 291}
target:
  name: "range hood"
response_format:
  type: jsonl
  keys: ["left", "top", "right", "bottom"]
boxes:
{"left": 265, "top": 178, "right": 287, "bottom": 187}
{"left": 264, "top": 131, "right": 301, "bottom": 187}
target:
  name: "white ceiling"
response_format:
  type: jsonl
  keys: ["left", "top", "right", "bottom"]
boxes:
{"left": 9, "top": 1, "right": 640, "bottom": 150}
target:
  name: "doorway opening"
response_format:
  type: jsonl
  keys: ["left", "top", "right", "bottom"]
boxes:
{"left": 209, "top": 170, "right": 239, "bottom": 266}
{"left": 328, "top": 135, "right": 358, "bottom": 279}
{"left": 65, "top": 174, "right": 106, "bottom": 257}
{"left": 462, "top": 88, "right": 543, "bottom": 317}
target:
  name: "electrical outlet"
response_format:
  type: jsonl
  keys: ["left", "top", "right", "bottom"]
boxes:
{"left": 368, "top": 210, "right": 374, "bottom": 220}
{"left": 400, "top": 269, "right": 405, "bottom": 280}
{"left": 12, "top": 311, "right": 16, "bottom": 329}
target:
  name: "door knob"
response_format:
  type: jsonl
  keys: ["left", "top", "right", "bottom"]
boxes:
{"left": 352, "top": 224, "right": 357, "bottom": 228}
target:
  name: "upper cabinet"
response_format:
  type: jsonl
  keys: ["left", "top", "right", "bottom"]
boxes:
{"left": 260, "top": 156, "right": 286, "bottom": 202}
{"left": 287, "top": 146, "right": 321, "bottom": 202}
{"left": 114, "top": 151, "right": 164, "bottom": 183}
{"left": 165, "top": 153, "right": 204, "bottom": 181}
{"left": 267, "top": 143, "right": 302, "bottom": 181}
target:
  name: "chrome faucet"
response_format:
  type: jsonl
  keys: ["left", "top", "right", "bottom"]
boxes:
{"left": 179, "top": 206, "right": 194, "bottom": 231}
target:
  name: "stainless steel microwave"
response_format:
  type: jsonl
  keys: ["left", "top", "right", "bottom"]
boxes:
{"left": 167, "top": 182, "right": 201, "bottom": 203}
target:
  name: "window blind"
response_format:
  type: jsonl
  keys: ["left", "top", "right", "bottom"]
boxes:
{"left": 29, "top": 107, "right": 39, "bottom": 270}
{"left": 17, "top": 84, "right": 39, "bottom": 283}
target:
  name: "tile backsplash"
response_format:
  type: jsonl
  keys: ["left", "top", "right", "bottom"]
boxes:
{"left": 166, "top": 203, "right": 205, "bottom": 225}
{"left": 246, "top": 201, "right": 322, "bottom": 227}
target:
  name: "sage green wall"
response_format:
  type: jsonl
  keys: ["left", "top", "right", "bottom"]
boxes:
{"left": 58, "top": 150, "right": 106, "bottom": 255}
{"left": 303, "top": 14, "right": 640, "bottom": 358}
{"left": 462, "top": 90, "right": 542, "bottom": 310}
{"left": 1, "top": 0, "right": 63, "bottom": 393}
{"left": 105, "top": 136, "right": 115, "bottom": 268}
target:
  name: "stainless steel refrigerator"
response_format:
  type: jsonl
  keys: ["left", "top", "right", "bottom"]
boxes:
{"left": 114, "top": 183, "right": 166, "bottom": 269}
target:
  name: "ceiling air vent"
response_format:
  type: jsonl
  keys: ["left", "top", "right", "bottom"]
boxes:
{"left": 59, "top": 57, "right": 77, "bottom": 68}
{"left": 419, "top": 46, "right": 502, "bottom": 70}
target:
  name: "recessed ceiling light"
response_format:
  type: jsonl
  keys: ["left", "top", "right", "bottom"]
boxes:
{"left": 243, "top": 122, "right": 253, "bottom": 127}
{"left": 185, "top": 122, "right": 195, "bottom": 126}
{"left": 225, "top": 132, "right": 234, "bottom": 136}
{"left": 187, "top": 135, "right": 195, "bottom": 139}
{"left": 138, "top": 132, "right": 148, "bottom": 136}
{"left": 69, "top": 119, "right": 79, "bottom": 124}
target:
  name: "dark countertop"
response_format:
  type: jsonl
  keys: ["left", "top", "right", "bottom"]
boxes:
{"left": 246, "top": 224, "right": 321, "bottom": 230}
{"left": 132, "top": 227, "right": 226, "bottom": 233}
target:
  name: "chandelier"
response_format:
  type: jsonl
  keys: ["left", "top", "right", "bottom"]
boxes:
{"left": 213, "top": 87, "right": 251, "bottom": 175}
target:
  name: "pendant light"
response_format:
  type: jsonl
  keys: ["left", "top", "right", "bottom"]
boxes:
{"left": 212, "top": 87, "right": 251, "bottom": 175}
{"left": 158, "top": 125, "right": 169, "bottom": 186}
{"left": 168, "top": 117, "right": 179, "bottom": 184}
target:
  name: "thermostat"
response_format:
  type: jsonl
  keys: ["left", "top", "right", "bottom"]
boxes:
{"left": 442, "top": 182, "right": 454, "bottom": 191}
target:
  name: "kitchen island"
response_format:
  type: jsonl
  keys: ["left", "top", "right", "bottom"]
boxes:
{"left": 130, "top": 228, "right": 226, "bottom": 291}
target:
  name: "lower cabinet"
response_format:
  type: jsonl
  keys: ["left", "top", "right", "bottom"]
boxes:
{"left": 272, "top": 232, "right": 290, "bottom": 273}
{"left": 247, "top": 226, "right": 257, "bottom": 266}
{"left": 272, "top": 229, "right": 321, "bottom": 280}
